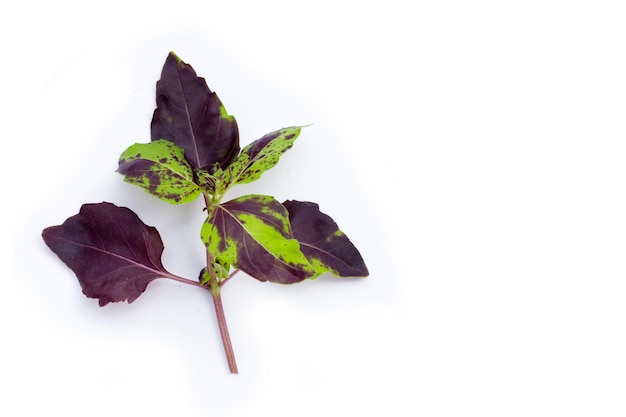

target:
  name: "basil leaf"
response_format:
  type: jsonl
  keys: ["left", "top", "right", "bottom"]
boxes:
{"left": 151, "top": 52, "right": 239, "bottom": 171}
{"left": 226, "top": 127, "right": 302, "bottom": 185}
{"left": 42, "top": 202, "right": 177, "bottom": 306}
{"left": 118, "top": 140, "right": 201, "bottom": 204}
{"left": 201, "top": 195, "right": 315, "bottom": 284}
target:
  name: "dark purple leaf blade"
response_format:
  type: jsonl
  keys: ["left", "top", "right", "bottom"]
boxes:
{"left": 42, "top": 202, "right": 178, "bottom": 306}
{"left": 283, "top": 200, "right": 369, "bottom": 278}
{"left": 151, "top": 52, "right": 240, "bottom": 171}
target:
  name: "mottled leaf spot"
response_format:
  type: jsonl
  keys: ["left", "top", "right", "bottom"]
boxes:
{"left": 228, "top": 127, "right": 303, "bottom": 186}
{"left": 118, "top": 140, "right": 201, "bottom": 204}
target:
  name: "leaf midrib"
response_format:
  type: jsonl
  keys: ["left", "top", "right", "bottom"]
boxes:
{"left": 218, "top": 205, "right": 294, "bottom": 265}
{"left": 176, "top": 71, "right": 201, "bottom": 168}
{"left": 49, "top": 235, "right": 166, "bottom": 277}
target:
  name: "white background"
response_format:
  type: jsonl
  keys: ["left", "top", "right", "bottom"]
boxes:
{"left": 5, "top": 1, "right": 626, "bottom": 416}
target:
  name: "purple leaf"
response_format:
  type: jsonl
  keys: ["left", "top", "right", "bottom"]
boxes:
{"left": 42, "top": 202, "right": 177, "bottom": 306}
{"left": 283, "top": 200, "right": 369, "bottom": 278}
{"left": 151, "top": 52, "right": 240, "bottom": 171}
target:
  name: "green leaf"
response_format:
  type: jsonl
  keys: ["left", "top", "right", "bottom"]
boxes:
{"left": 201, "top": 194, "right": 315, "bottom": 284}
{"left": 118, "top": 140, "right": 201, "bottom": 204}
{"left": 225, "top": 127, "right": 302, "bottom": 186}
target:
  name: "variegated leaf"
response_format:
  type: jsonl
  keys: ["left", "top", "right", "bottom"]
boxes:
{"left": 118, "top": 140, "right": 201, "bottom": 204}
{"left": 201, "top": 194, "right": 314, "bottom": 284}
{"left": 226, "top": 127, "right": 302, "bottom": 185}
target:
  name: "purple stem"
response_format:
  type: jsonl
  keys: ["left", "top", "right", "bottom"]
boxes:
{"left": 211, "top": 289, "right": 238, "bottom": 373}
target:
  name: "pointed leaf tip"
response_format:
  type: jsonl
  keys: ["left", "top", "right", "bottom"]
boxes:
{"left": 283, "top": 200, "right": 369, "bottom": 278}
